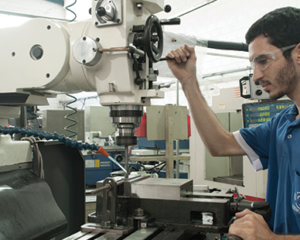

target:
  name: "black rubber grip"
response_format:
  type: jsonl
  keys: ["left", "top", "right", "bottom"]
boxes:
{"left": 207, "top": 40, "right": 248, "bottom": 52}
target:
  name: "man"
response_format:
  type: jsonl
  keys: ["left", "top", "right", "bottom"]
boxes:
{"left": 166, "top": 7, "right": 300, "bottom": 240}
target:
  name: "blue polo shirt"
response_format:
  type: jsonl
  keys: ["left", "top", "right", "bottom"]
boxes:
{"left": 233, "top": 104, "right": 300, "bottom": 234}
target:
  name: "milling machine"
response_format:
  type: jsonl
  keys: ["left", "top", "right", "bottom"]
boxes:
{"left": 0, "top": 0, "right": 180, "bottom": 239}
{"left": 0, "top": 1, "right": 270, "bottom": 239}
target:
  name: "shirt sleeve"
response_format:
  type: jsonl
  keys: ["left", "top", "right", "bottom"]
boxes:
{"left": 233, "top": 131, "right": 264, "bottom": 171}
{"left": 233, "top": 118, "right": 274, "bottom": 171}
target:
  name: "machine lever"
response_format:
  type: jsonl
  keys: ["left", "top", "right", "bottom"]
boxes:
{"left": 160, "top": 17, "right": 181, "bottom": 25}
{"left": 97, "top": 44, "right": 145, "bottom": 57}
{"left": 159, "top": 56, "right": 190, "bottom": 61}
{"left": 90, "top": 184, "right": 111, "bottom": 194}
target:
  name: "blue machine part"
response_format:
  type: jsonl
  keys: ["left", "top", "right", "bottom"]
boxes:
{"left": 137, "top": 138, "right": 189, "bottom": 149}
{"left": 85, "top": 154, "right": 141, "bottom": 185}
{"left": 85, "top": 154, "right": 115, "bottom": 184}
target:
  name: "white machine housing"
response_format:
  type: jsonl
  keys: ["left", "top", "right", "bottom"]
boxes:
{"left": 0, "top": 0, "right": 169, "bottom": 147}
{"left": 0, "top": 0, "right": 164, "bottom": 106}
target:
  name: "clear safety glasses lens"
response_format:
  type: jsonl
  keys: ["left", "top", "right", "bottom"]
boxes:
{"left": 251, "top": 44, "right": 296, "bottom": 71}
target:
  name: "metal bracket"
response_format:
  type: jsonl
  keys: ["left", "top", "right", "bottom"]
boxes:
{"left": 93, "top": 0, "right": 123, "bottom": 27}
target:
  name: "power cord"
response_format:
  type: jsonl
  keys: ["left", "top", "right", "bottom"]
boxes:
{"left": 65, "top": 0, "right": 77, "bottom": 22}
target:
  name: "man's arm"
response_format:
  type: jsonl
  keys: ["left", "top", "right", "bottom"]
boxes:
{"left": 229, "top": 209, "right": 300, "bottom": 240}
{"left": 166, "top": 44, "right": 245, "bottom": 156}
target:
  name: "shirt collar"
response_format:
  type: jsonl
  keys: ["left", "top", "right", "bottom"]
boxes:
{"left": 285, "top": 104, "right": 298, "bottom": 122}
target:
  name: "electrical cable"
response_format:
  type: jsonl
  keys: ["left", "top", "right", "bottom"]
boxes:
{"left": 65, "top": 0, "right": 77, "bottom": 22}
{"left": 155, "top": 163, "right": 166, "bottom": 174}
{"left": 147, "top": 162, "right": 165, "bottom": 171}
{"left": 129, "top": 165, "right": 139, "bottom": 171}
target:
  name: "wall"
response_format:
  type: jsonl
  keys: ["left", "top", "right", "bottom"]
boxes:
{"left": 156, "top": 0, "right": 300, "bottom": 106}
{"left": 0, "top": 0, "right": 65, "bottom": 28}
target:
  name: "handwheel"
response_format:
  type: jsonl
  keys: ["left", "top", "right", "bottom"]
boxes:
{"left": 143, "top": 15, "right": 163, "bottom": 62}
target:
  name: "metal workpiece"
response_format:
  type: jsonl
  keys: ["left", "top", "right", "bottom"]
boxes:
{"left": 130, "top": 178, "right": 193, "bottom": 200}
{"left": 123, "top": 175, "right": 151, "bottom": 197}
{"left": 193, "top": 185, "right": 210, "bottom": 193}
{"left": 189, "top": 189, "right": 234, "bottom": 200}
{"left": 72, "top": 36, "right": 102, "bottom": 66}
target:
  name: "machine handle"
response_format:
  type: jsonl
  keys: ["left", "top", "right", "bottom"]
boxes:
{"left": 90, "top": 184, "right": 111, "bottom": 194}
{"left": 159, "top": 56, "right": 190, "bottom": 61}
{"left": 97, "top": 45, "right": 145, "bottom": 57}
{"left": 228, "top": 236, "right": 242, "bottom": 240}
{"left": 160, "top": 17, "right": 181, "bottom": 25}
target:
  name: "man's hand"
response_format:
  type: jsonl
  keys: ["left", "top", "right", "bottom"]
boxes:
{"left": 228, "top": 209, "right": 276, "bottom": 240}
{"left": 166, "top": 44, "right": 197, "bottom": 86}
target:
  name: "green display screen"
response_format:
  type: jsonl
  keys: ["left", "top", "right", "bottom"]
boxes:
{"left": 242, "top": 100, "right": 294, "bottom": 128}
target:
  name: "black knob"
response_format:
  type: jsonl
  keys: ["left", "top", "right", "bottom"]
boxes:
{"left": 154, "top": 69, "right": 159, "bottom": 75}
{"left": 256, "top": 89, "right": 262, "bottom": 96}
{"left": 89, "top": 8, "right": 91, "bottom": 15}
{"left": 164, "top": 4, "right": 171, "bottom": 13}
{"left": 134, "top": 77, "right": 144, "bottom": 85}
{"left": 255, "top": 81, "right": 260, "bottom": 85}
{"left": 97, "top": 7, "right": 106, "bottom": 17}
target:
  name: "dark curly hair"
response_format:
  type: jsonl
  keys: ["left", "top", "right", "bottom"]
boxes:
{"left": 245, "top": 7, "right": 300, "bottom": 59}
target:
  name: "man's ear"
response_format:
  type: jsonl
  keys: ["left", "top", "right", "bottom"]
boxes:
{"left": 295, "top": 43, "right": 300, "bottom": 64}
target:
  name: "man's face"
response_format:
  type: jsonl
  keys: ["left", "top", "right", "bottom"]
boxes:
{"left": 249, "top": 35, "right": 298, "bottom": 100}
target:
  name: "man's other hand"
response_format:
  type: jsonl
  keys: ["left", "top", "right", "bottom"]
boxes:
{"left": 228, "top": 209, "right": 276, "bottom": 240}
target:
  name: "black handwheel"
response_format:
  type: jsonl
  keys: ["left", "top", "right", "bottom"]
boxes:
{"left": 143, "top": 15, "right": 163, "bottom": 63}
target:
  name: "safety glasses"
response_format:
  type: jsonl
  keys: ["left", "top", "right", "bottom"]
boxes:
{"left": 250, "top": 44, "right": 296, "bottom": 71}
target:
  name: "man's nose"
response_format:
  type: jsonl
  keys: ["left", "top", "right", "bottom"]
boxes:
{"left": 252, "top": 67, "right": 264, "bottom": 83}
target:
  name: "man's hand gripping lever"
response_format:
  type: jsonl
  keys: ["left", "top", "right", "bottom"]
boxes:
{"left": 165, "top": 44, "right": 197, "bottom": 87}
{"left": 227, "top": 187, "right": 272, "bottom": 240}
